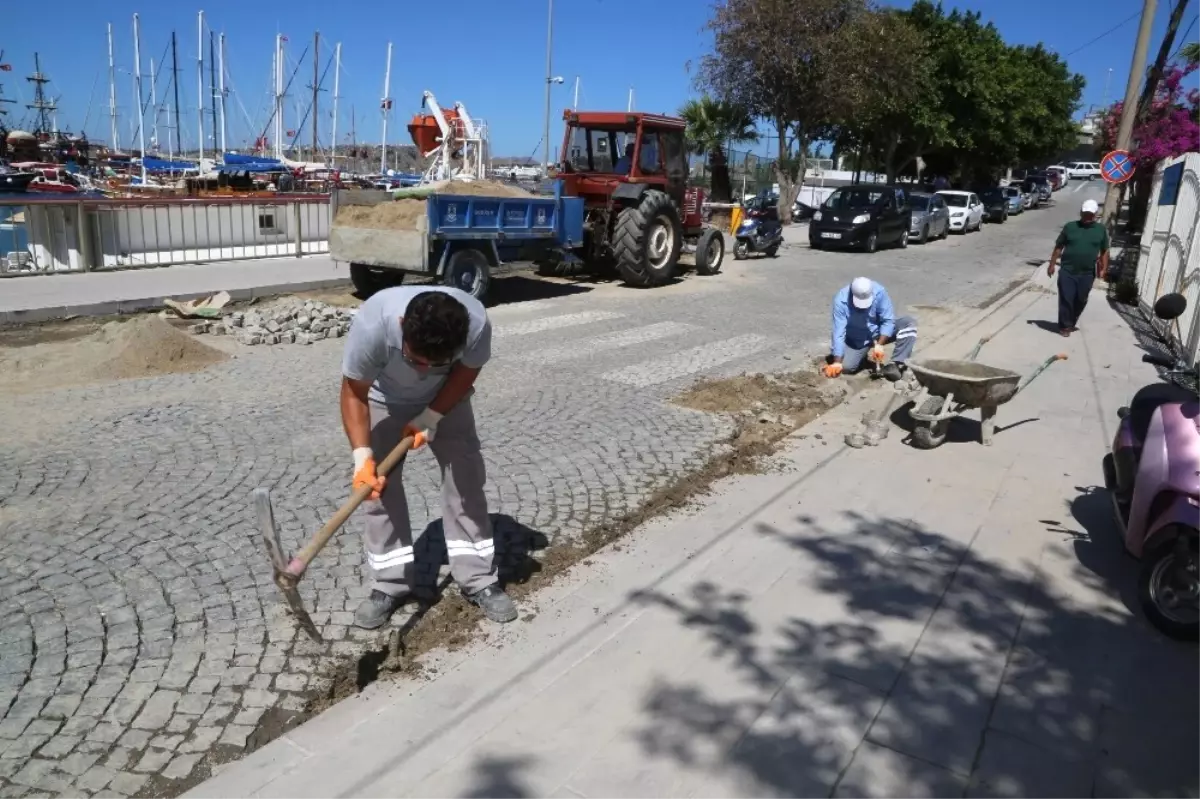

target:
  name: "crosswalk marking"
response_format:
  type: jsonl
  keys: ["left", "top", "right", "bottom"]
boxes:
{"left": 516, "top": 322, "right": 693, "bottom": 364}
{"left": 495, "top": 311, "right": 623, "bottom": 338}
{"left": 600, "top": 334, "right": 774, "bottom": 387}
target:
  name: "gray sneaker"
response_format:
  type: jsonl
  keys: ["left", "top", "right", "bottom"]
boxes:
{"left": 466, "top": 585, "right": 517, "bottom": 623}
{"left": 353, "top": 590, "right": 408, "bottom": 629}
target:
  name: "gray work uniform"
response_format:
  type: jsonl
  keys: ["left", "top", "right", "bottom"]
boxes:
{"left": 341, "top": 286, "right": 496, "bottom": 596}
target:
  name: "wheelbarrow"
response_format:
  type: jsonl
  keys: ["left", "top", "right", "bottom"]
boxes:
{"left": 906, "top": 336, "right": 1067, "bottom": 449}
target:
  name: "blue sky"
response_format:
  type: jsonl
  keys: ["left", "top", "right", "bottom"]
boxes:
{"left": 3, "top": 0, "right": 1196, "bottom": 157}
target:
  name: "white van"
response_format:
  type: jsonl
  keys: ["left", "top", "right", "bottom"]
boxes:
{"left": 1067, "top": 162, "right": 1101, "bottom": 180}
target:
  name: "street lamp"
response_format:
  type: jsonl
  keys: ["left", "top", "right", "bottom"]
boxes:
{"left": 542, "top": 0, "right": 558, "bottom": 172}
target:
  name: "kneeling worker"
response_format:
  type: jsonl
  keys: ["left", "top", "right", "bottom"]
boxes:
{"left": 340, "top": 286, "right": 518, "bottom": 628}
{"left": 822, "top": 277, "right": 917, "bottom": 381}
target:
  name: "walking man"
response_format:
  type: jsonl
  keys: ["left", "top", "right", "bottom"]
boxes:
{"left": 822, "top": 276, "right": 918, "bottom": 381}
{"left": 340, "top": 286, "right": 518, "bottom": 628}
{"left": 1047, "top": 198, "right": 1109, "bottom": 336}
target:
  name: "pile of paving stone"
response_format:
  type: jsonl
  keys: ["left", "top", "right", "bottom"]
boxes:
{"left": 187, "top": 299, "right": 355, "bottom": 345}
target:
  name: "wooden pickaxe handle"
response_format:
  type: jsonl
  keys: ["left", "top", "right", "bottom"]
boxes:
{"left": 286, "top": 435, "right": 417, "bottom": 574}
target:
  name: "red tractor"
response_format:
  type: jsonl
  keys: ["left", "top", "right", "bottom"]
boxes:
{"left": 554, "top": 110, "right": 725, "bottom": 286}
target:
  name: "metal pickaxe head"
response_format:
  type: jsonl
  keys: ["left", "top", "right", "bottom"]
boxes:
{"left": 254, "top": 488, "right": 322, "bottom": 643}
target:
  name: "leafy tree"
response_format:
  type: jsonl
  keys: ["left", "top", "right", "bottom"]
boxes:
{"left": 699, "top": 0, "right": 868, "bottom": 221}
{"left": 679, "top": 96, "right": 759, "bottom": 203}
{"left": 1182, "top": 41, "right": 1200, "bottom": 66}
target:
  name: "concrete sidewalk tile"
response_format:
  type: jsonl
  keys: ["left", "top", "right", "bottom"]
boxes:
{"left": 866, "top": 656, "right": 1006, "bottom": 776}
{"left": 835, "top": 741, "right": 968, "bottom": 798}
{"left": 987, "top": 650, "right": 1104, "bottom": 760}
{"left": 966, "top": 729, "right": 1095, "bottom": 798}
{"left": 1092, "top": 705, "right": 1200, "bottom": 799}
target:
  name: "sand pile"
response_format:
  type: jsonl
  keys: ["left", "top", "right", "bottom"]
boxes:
{"left": 334, "top": 179, "right": 535, "bottom": 231}
{"left": 1, "top": 316, "right": 228, "bottom": 394}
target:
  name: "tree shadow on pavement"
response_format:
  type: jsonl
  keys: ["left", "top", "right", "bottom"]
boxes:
{"left": 460, "top": 754, "right": 538, "bottom": 798}
{"left": 628, "top": 510, "right": 1199, "bottom": 797}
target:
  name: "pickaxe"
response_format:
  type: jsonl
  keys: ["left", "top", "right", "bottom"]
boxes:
{"left": 255, "top": 435, "right": 417, "bottom": 642}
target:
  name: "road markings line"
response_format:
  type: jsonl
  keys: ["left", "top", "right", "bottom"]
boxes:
{"left": 601, "top": 334, "right": 774, "bottom": 387}
{"left": 516, "top": 322, "right": 694, "bottom": 364}
{"left": 495, "top": 311, "right": 623, "bottom": 338}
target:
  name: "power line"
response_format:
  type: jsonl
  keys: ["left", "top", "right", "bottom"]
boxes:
{"left": 1064, "top": 10, "right": 1143, "bottom": 57}
{"left": 1169, "top": 15, "right": 1198, "bottom": 58}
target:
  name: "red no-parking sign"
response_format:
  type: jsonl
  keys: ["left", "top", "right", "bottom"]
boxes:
{"left": 1100, "top": 150, "right": 1134, "bottom": 184}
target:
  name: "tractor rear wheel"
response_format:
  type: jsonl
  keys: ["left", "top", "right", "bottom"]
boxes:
{"left": 613, "top": 189, "right": 682, "bottom": 287}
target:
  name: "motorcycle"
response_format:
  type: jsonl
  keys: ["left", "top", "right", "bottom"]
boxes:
{"left": 733, "top": 200, "right": 783, "bottom": 260}
{"left": 1102, "top": 291, "right": 1199, "bottom": 640}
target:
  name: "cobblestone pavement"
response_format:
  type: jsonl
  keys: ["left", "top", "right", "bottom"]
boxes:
{"left": 0, "top": 192, "right": 1089, "bottom": 796}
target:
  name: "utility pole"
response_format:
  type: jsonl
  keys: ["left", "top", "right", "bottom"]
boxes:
{"left": 107, "top": 24, "right": 120, "bottom": 151}
{"left": 331, "top": 42, "right": 341, "bottom": 169}
{"left": 542, "top": 0, "right": 554, "bottom": 171}
{"left": 1102, "top": 0, "right": 1158, "bottom": 227}
{"left": 209, "top": 31, "right": 218, "bottom": 155}
{"left": 380, "top": 41, "right": 392, "bottom": 174}
{"left": 311, "top": 31, "right": 320, "bottom": 163}
{"left": 573, "top": 76, "right": 579, "bottom": 110}
{"left": 171, "top": 32, "right": 182, "bottom": 157}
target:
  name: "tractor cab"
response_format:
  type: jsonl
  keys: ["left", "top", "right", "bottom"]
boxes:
{"left": 557, "top": 111, "right": 691, "bottom": 210}
{"left": 551, "top": 111, "right": 720, "bottom": 288}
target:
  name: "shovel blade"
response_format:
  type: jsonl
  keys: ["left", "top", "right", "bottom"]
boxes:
{"left": 275, "top": 572, "right": 323, "bottom": 643}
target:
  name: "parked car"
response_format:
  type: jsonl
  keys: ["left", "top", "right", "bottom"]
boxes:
{"left": 1022, "top": 176, "right": 1052, "bottom": 204}
{"left": 936, "top": 190, "right": 984, "bottom": 233}
{"left": 1046, "top": 165, "right": 1069, "bottom": 189}
{"left": 1066, "top": 161, "right": 1101, "bottom": 180}
{"left": 809, "top": 185, "right": 913, "bottom": 253}
{"left": 908, "top": 191, "right": 950, "bottom": 243}
{"left": 1002, "top": 185, "right": 1025, "bottom": 215}
{"left": 980, "top": 188, "right": 1009, "bottom": 223}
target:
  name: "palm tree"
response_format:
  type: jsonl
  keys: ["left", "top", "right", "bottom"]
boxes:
{"left": 1181, "top": 41, "right": 1199, "bottom": 67}
{"left": 679, "top": 96, "right": 759, "bottom": 203}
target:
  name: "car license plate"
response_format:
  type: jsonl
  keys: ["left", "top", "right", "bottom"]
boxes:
{"left": 820, "top": 232, "right": 841, "bottom": 239}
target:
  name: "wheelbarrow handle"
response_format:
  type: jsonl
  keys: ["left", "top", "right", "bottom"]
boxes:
{"left": 966, "top": 336, "right": 992, "bottom": 361}
{"left": 1016, "top": 352, "right": 1068, "bottom": 394}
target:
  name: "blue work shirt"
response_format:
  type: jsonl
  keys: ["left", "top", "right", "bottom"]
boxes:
{"left": 830, "top": 281, "right": 896, "bottom": 357}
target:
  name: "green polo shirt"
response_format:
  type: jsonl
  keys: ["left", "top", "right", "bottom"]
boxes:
{"left": 1055, "top": 220, "right": 1109, "bottom": 276}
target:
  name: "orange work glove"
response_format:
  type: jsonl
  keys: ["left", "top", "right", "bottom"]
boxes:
{"left": 401, "top": 407, "right": 444, "bottom": 450}
{"left": 869, "top": 344, "right": 886, "bottom": 363}
{"left": 352, "top": 448, "right": 385, "bottom": 501}
{"left": 822, "top": 362, "right": 843, "bottom": 378}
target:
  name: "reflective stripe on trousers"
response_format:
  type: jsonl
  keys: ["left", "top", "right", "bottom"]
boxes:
{"left": 362, "top": 397, "right": 497, "bottom": 596}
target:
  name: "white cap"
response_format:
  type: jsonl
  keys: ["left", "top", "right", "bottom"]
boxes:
{"left": 1081, "top": 199, "right": 1099, "bottom": 215}
{"left": 851, "top": 277, "right": 874, "bottom": 309}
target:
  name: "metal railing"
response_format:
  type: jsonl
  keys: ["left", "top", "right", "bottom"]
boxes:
{"left": 0, "top": 194, "right": 330, "bottom": 276}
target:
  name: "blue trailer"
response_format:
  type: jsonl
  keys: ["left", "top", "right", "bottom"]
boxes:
{"left": 329, "top": 183, "right": 585, "bottom": 300}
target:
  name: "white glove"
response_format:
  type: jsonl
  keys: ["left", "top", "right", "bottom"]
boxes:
{"left": 869, "top": 344, "right": 886, "bottom": 363}
{"left": 403, "top": 407, "right": 444, "bottom": 445}
{"left": 352, "top": 447, "right": 374, "bottom": 472}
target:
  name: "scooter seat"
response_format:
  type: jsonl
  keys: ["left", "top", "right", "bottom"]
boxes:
{"left": 1128, "top": 384, "right": 1195, "bottom": 442}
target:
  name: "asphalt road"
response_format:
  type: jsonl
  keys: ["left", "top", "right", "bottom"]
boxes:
{"left": 0, "top": 183, "right": 1104, "bottom": 797}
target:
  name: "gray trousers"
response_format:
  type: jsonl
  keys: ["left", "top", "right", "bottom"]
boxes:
{"left": 364, "top": 398, "right": 497, "bottom": 597}
{"left": 842, "top": 315, "right": 918, "bottom": 373}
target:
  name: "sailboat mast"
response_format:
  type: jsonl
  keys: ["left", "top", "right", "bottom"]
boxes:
{"left": 150, "top": 57, "right": 158, "bottom": 153}
{"left": 133, "top": 13, "right": 147, "bottom": 183}
{"left": 311, "top": 31, "right": 319, "bottom": 164}
{"left": 273, "top": 34, "right": 283, "bottom": 161}
{"left": 331, "top": 42, "right": 341, "bottom": 170}
{"left": 380, "top": 41, "right": 392, "bottom": 174}
{"left": 218, "top": 33, "right": 227, "bottom": 153}
{"left": 107, "top": 23, "right": 119, "bottom": 151}
{"left": 209, "top": 31, "right": 217, "bottom": 155}
{"left": 171, "top": 32, "right": 182, "bottom": 157}
{"left": 197, "top": 10, "right": 205, "bottom": 163}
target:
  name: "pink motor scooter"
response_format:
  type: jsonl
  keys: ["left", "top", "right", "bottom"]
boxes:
{"left": 1103, "top": 292, "right": 1199, "bottom": 641}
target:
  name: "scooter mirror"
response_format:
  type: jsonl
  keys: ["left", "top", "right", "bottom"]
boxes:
{"left": 1153, "top": 292, "right": 1187, "bottom": 321}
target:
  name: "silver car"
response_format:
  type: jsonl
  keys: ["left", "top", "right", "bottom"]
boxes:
{"left": 908, "top": 192, "right": 950, "bottom": 243}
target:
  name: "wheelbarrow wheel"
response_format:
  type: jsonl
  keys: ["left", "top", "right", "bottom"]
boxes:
{"left": 911, "top": 395, "right": 950, "bottom": 450}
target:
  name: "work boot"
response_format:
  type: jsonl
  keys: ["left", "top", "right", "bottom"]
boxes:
{"left": 353, "top": 590, "right": 409, "bottom": 630}
{"left": 881, "top": 362, "right": 905, "bottom": 382}
{"left": 466, "top": 585, "right": 518, "bottom": 623}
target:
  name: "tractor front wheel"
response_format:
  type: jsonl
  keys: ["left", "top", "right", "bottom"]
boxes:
{"left": 613, "top": 189, "right": 683, "bottom": 287}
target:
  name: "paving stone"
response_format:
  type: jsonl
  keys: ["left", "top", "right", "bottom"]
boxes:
{"left": 149, "top": 734, "right": 184, "bottom": 752}
{"left": 162, "top": 753, "right": 202, "bottom": 781}
{"left": 218, "top": 726, "right": 253, "bottom": 748}
{"left": 273, "top": 673, "right": 308, "bottom": 692}
{"left": 102, "top": 749, "right": 132, "bottom": 772}
{"left": 130, "top": 689, "right": 180, "bottom": 730}
{"left": 115, "top": 730, "right": 150, "bottom": 751}
{"left": 179, "top": 726, "right": 223, "bottom": 754}
{"left": 34, "top": 735, "right": 79, "bottom": 758}
{"left": 107, "top": 771, "right": 148, "bottom": 794}
{"left": 132, "top": 749, "right": 172, "bottom": 773}
{"left": 56, "top": 752, "right": 101, "bottom": 777}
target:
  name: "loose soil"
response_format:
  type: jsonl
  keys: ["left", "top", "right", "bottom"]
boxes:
{"left": 299, "top": 364, "right": 864, "bottom": 711}
{"left": 0, "top": 315, "right": 228, "bottom": 395}
{"left": 334, "top": 179, "right": 535, "bottom": 231}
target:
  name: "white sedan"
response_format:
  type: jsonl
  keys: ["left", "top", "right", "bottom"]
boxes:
{"left": 936, "top": 190, "right": 984, "bottom": 233}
